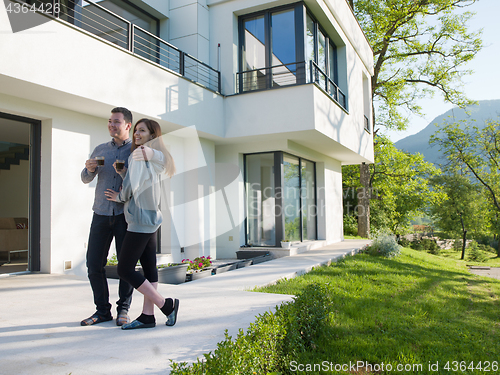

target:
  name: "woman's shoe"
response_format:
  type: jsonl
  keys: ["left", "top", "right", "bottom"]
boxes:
{"left": 121, "top": 319, "right": 155, "bottom": 330}
{"left": 166, "top": 299, "right": 179, "bottom": 326}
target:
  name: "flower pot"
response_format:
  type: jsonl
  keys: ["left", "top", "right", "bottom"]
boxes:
{"left": 185, "top": 268, "right": 213, "bottom": 282}
{"left": 212, "top": 262, "right": 238, "bottom": 275}
{"left": 280, "top": 241, "right": 291, "bottom": 249}
{"left": 105, "top": 265, "right": 143, "bottom": 279}
{"left": 250, "top": 253, "right": 272, "bottom": 264}
{"left": 236, "top": 259, "right": 253, "bottom": 268}
{"left": 157, "top": 263, "right": 189, "bottom": 284}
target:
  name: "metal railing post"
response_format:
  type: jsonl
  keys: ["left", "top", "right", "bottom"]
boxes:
{"left": 179, "top": 51, "right": 185, "bottom": 76}
{"left": 128, "top": 23, "right": 134, "bottom": 52}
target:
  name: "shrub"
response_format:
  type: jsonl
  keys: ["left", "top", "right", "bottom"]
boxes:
{"left": 343, "top": 215, "right": 358, "bottom": 236}
{"left": 453, "top": 238, "right": 463, "bottom": 252}
{"left": 363, "top": 232, "right": 401, "bottom": 258}
{"left": 169, "top": 283, "right": 331, "bottom": 374}
{"left": 398, "top": 237, "right": 411, "bottom": 248}
{"left": 420, "top": 238, "right": 439, "bottom": 255}
{"left": 467, "top": 241, "right": 487, "bottom": 262}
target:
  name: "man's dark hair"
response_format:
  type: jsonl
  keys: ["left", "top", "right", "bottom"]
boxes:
{"left": 111, "top": 107, "right": 133, "bottom": 124}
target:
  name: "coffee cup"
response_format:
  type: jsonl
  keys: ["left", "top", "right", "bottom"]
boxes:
{"left": 95, "top": 156, "right": 105, "bottom": 166}
{"left": 115, "top": 159, "right": 125, "bottom": 171}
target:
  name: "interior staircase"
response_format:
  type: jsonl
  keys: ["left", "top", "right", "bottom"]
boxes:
{"left": 0, "top": 143, "right": 29, "bottom": 170}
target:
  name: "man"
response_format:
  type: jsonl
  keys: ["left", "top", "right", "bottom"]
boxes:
{"left": 81, "top": 107, "right": 135, "bottom": 326}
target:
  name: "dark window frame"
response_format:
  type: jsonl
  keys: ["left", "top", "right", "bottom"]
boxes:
{"left": 238, "top": 2, "right": 339, "bottom": 91}
{"left": 243, "top": 151, "right": 317, "bottom": 247}
{"left": 0, "top": 112, "right": 41, "bottom": 272}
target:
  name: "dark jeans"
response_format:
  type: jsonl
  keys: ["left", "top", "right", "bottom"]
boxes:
{"left": 86, "top": 213, "right": 133, "bottom": 317}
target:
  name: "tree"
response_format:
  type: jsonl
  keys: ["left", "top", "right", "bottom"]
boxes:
{"left": 350, "top": 0, "right": 482, "bottom": 237}
{"left": 430, "top": 119, "right": 500, "bottom": 255}
{"left": 343, "top": 135, "right": 443, "bottom": 236}
{"left": 429, "top": 172, "right": 490, "bottom": 259}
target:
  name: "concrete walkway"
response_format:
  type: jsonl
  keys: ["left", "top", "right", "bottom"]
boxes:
{"left": 0, "top": 239, "right": 369, "bottom": 375}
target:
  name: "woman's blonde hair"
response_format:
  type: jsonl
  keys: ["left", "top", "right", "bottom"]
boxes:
{"left": 131, "top": 118, "right": 176, "bottom": 177}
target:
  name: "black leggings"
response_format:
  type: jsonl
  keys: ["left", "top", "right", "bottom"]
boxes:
{"left": 117, "top": 231, "right": 158, "bottom": 289}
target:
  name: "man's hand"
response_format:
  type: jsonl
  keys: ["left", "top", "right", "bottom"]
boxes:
{"left": 85, "top": 159, "right": 98, "bottom": 173}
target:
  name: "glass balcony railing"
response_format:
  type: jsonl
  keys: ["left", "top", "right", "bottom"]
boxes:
{"left": 15, "top": 0, "right": 221, "bottom": 93}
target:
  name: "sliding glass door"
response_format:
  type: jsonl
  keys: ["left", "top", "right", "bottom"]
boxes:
{"left": 245, "top": 152, "right": 316, "bottom": 246}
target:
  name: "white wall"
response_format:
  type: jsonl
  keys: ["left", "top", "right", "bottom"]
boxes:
{"left": 214, "top": 138, "right": 344, "bottom": 258}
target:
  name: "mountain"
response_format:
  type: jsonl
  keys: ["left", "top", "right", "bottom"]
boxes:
{"left": 394, "top": 99, "right": 500, "bottom": 164}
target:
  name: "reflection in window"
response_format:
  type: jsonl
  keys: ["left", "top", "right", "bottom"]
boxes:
{"left": 245, "top": 152, "right": 317, "bottom": 246}
{"left": 283, "top": 155, "right": 301, "bottom": 241}
{"left": 271, "top": 9, "right": 297, "bottom": 86}
{"left": 246, "top": 153, "right": 276, "bottom": 246}
{"left": 243, "top": 16, "right": 266, "bottom": 90}
{"left": 301, "top": 160, "right": 316, "bottom": 240}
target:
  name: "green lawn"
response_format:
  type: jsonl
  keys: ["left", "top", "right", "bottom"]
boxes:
{"left": 437, "top": 247, "right": 500, "bottom": 267}
{"left": 255, "top": 248, "right": 500, "bottom": 374}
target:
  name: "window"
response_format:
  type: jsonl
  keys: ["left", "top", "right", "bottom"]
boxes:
{"left": 238, "top": 3, "right": 345, "bottom": 109}
{"left": 239, "top": 3, "right": 306, "bottom": 93}
{"left": 245, "top": 152, "right": 317, "bottom": 246}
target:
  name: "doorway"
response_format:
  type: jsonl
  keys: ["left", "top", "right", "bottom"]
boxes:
{"left": 0, "top": 112, "right": 41, "bottom": 274}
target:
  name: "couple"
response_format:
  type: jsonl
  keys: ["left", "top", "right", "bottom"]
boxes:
{"left": 81, "top": 107, "right": 178, "bottom": 330}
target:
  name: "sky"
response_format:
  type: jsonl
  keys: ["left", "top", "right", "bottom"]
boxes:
{"left": 384, "top": 0, "right": 500, "bottom": 143}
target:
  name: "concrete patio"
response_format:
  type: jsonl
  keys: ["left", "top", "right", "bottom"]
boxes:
{"left": 0, "top": 239, "right": 369, "bottom": 375}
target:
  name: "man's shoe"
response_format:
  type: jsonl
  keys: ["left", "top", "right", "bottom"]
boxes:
{"left": 166, "top": 299, "right": 179, "bottom": 327}
{"left": 116, "top": 311, "right": 130, "bottom": 326}
{"left": 80, "top": 313, "right": 113, "bottom": 326}
{"left": 121, "top": 319, "right": 156, "bottom": 330}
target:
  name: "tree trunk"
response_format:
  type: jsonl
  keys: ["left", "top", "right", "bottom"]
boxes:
{"left": 460, "top": 230, "right": 467, "bottom": 260}
{"left": 358, "top": 162, "right": 370, "bottom": 238}
{"left": 348, "top": 0, "right": 354, "bottom": 10}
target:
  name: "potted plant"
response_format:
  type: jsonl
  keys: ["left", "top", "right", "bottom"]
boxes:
{"left": 105, "top": 254, "right": 142, "bottom": 279}
{"left": 280, "top": 239, "right": 291, "bottom": 249}
{"left": 157, "top": 263, "right": 189, "bottom": 284}
{"left": 183, "top": 256, "right": 213, "bottom": 281}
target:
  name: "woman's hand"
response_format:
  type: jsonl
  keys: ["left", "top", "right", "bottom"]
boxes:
{"left": 105, "top": 189, "right": 120, "bottom": 202}
{"left": 112, "top": 161, "right": 127, "bottom": 175}
{"left": 132, "top": 146, "right": 154, "bottom": 161}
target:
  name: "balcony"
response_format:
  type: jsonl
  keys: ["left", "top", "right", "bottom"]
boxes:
{"left": 236, "top": 60, "right": 347, "bottom": 111}
{"left": 14, "top": 0, "right": 221, "bottom": 93}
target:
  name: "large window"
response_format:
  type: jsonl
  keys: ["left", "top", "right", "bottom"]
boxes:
{"left": 245, "top": 152, "right": 317, "bottom": 246}
{"left": 238, "top": 3, "right": 345, "bottom": 109}
{"left": 239, "top": 3, "right": 305, "bottom": 93}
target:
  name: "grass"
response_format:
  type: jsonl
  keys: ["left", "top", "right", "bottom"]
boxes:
{"left": 437, "top": 247, "right": 500, "bottom": 267}
{"left": 255, "top": 248, "right": 500, "bottom": 374}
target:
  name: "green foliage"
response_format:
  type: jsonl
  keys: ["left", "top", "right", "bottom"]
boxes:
{"left": 343, "top": 135, "right": 444, "bottom": 236}
{"left": 106, "top": 254, "right": 118, "bottom": 266}
{"left": 467, "top": 241, "right": 487, "bottom": 262}
{"left": 430, "top": 119, "right": 500, "bottom": 255}
{"left": 258, "top": 248, "right": 500, "bottom": 373}
{"left": 353, "top": 0, "right": 482, "bottom": 131}
{"left": 362, "top": 232, "right": 401, "bottom": 258}
{"left": 169, "top": 284, "right": 331, "bottom": 374}
{"left": 343, "top": 214, "right": 358, "bottom": 236}
{"left": 182, "top": 256, "right": 212, "bottom": 272}
{"left": 429, "top": 172, "right": 490, "bottom": 240}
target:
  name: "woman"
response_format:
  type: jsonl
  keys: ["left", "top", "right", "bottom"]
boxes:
{"left": 105, "top": 119, "right": 177, "bottom": 330}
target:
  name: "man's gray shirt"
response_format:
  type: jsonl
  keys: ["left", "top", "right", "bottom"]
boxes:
{"left": 81, "top": 138, "right": 132, "bottom": 216}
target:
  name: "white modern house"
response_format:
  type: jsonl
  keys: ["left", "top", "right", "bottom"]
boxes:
{"left": 0, "top": 0, "right": 373, "bottom": 277}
